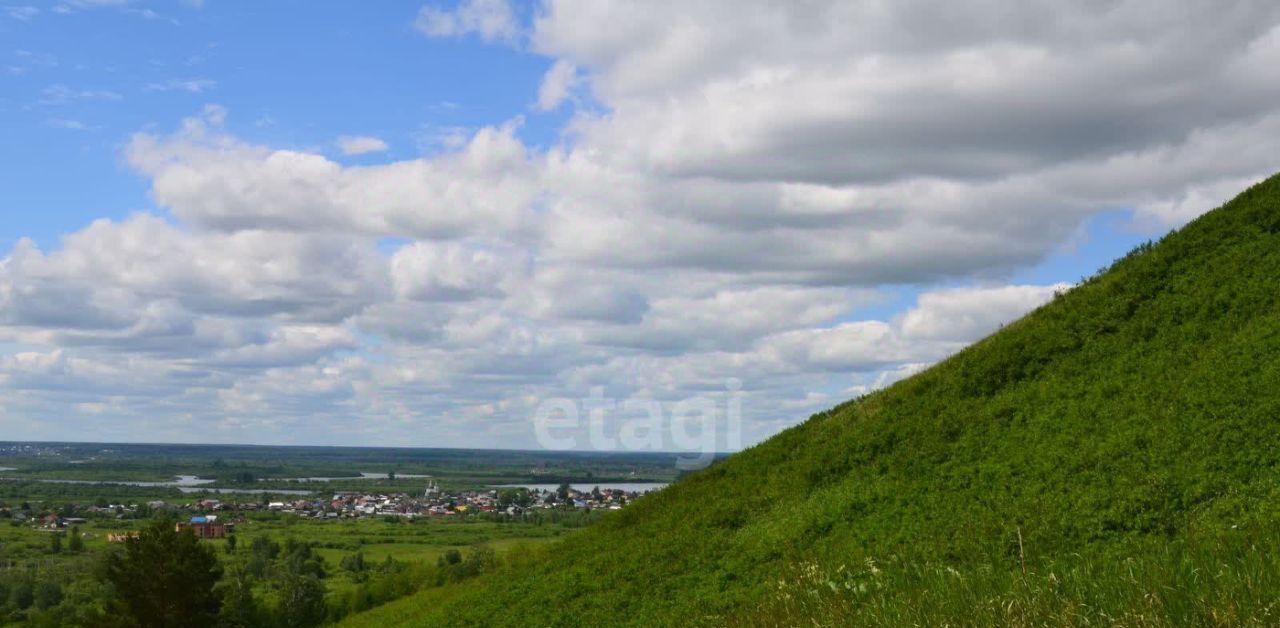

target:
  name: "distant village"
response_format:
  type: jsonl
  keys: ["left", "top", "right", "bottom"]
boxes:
{"left": 19, "top": 482, "right": 657, "bottom": 537}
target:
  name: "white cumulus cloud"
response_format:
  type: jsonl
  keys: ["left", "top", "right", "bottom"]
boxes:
{"left": 6, "top": 1, "right": 1280, "bottom": 447}
{"left": 337, "top": 135, "right": 389, "bottom": 155}
{"left": 415, "top": 0, "right": 519, "bottom": 43}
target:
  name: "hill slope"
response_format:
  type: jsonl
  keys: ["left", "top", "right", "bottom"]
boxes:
{"left": 347, "top": 174, "right": 1280, "bottom": 626}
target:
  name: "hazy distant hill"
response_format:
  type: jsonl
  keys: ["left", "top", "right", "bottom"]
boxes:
{"left": 345, "top": 174, "right": 1280, "bottom": 626}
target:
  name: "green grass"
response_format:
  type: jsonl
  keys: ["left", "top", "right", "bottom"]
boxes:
{"left": 0, "top": 519, "right": 152, "bottom": 559}
{"left": 204, "top": 517, "right": 570, "bottom": 604}
{"left": 218, "top": 516, "right": 569, "bottom": 562}
{"left": 741, "top": 530, "right": 1280, "bottom": 627}
{"left": 339, "top": 174, "right": 1280, "bottom": 626}
{"left": 337, "top": 584, "right": 470, "bottom": 628}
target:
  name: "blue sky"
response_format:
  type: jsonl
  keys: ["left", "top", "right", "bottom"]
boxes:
{"left": 1, "top": 0, "right": 1276, "bottom": 449}
{"left": 1, "top": 1, "right": 570, "bottom": 249}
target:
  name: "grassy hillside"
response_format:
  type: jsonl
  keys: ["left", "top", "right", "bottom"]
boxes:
{"left": 346, "top": 173, "right": 1280, "bottom": 626}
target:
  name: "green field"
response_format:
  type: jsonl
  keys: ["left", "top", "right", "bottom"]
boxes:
{"left": 222, "top": 516, "right": 572, "bottom": 570}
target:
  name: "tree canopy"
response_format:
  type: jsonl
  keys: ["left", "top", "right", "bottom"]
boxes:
{"left": 103, "top": 520, "right": 223, "bottom": 628}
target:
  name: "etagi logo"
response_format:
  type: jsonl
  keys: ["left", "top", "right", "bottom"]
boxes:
{"left": 532, "top": 379, "right": 743, "bottom": 470}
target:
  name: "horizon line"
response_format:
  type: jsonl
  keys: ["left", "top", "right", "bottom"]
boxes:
{"left": 0, "top": 438, "right": 739, "bottom": 457}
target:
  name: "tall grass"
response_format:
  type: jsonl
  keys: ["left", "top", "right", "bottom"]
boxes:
{"left": 743, "top": 532, "right": 1280, "bottom": 627}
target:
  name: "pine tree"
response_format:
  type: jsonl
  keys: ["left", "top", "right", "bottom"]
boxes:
{"left": 102, "top": 520, "right": 223, "bottom": 627}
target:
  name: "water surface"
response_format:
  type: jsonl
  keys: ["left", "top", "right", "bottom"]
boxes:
{"left": 490, "top": 482, "right": 667, "bottom": 493}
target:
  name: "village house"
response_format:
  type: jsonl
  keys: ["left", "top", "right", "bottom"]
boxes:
{"left": 176, "top": 515, "right": 231, "bottom": 539}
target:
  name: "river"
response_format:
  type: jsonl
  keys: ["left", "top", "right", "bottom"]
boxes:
{"left": 490, "top": 482, "right": 668, "bottom": 493}
{"left": 0, "top": 475, "right": 314, "bottom": 495}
